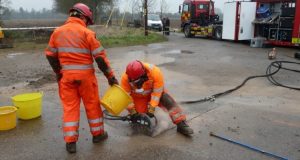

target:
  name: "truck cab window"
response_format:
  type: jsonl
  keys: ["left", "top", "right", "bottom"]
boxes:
{"left": 183, "top": 4, "right": 189, "bottom": 12}
{"left": 198, "top": 4, "right": 208, "bottom": 10}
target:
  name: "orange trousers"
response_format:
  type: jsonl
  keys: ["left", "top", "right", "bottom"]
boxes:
{"left": 130, "top": 92, "right": 186, "bottom": 124}
{"left": 59, "top": 70, "right": 104, "bottom": 143}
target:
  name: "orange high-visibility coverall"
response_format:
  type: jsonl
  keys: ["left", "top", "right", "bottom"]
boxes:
{"left": 121, "top": 62, "right": 186, "bottom": 124}
{"left": 45, "top": 17, "right": 114, "bottom": 143}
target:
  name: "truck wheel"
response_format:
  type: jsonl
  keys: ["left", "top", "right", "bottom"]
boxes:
{"left": 214, "top": 27, "right": 222, "bottom": 40}
{"left": 184, "top": 25, "right": 192, "bottom": 38}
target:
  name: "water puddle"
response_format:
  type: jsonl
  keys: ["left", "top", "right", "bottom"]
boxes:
{"left": 181, "top": 50, "right": 194, "bottom": 54}
{"left": 165, "top": 50, "right": 181, "bottom": 54}
{"left": 123, "top": 50, "right": 176, "bottom": 66}
{"left": 6, "top": 53, "right": 26, "bottom": 58}
{"left": 119, "top": 49, "right": 193, "bottom": 68}
{"left": 147, "top": 44, "right": 164, "bottom": 50}
{"left": 164, "top": 50, "right": 194, "bottom": 55}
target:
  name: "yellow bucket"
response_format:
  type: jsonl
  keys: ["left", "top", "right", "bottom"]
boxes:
{"left": 11, "top": 92, "right": 43, "bottom": 120}
{"left": 0, "top": 106, "right": 17, "bottom": 131}
{"left": 101, "top": 85, "right": 132, "bottom": 116}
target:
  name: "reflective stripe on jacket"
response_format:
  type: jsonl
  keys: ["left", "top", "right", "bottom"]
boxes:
{"left": 44, "top": 17, "right": 113, "bottom": 75}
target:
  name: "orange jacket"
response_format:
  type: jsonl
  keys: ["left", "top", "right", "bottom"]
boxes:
{"left": 45, "top": 17, "right": 114, "bottom": 77}
{"left": 121, "top": 62, "right": 164, "bottom": 108}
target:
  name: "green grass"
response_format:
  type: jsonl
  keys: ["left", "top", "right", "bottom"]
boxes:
{"left": 98, "top": 29, "right": 167, "bottom": 48}
{"left": 0, "top": 28, "right": 167, "bottom": 53}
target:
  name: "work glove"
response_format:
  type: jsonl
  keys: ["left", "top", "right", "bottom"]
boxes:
{"left": 56, "top": 73, "right": 62, "bottom": 82}
{"left": 147, "top": 104, "right": 155, "bottom": 118}
{"left": 108, "top": 76, "right": 119, "bottom": 86}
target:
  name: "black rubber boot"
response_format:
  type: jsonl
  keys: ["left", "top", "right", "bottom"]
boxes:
{"left": 93, "top": 131, "right": 108, "bottom": 143}
{"left": 66, "top": 142, "right": 76, "bottom": 153}
{"left": 177, "top": 121, "right": 194, "bottom": 136}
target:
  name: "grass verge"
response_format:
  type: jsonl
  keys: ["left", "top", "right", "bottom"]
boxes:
{"left": 98, "top": 29, "right": 167, "bottom": 48}
{"left": 0, "top": 28, "right": 167, "bottom": 54}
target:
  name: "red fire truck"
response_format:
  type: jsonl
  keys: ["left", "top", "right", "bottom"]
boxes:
{"left": 180, "top": 0, "right": 300, "bottom": 47}
{"left": 180, "top": 0, "right": 223, "bottom": 39}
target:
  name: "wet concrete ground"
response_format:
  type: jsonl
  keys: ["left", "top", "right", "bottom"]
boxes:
{"left": 0, "top": 33, "right": 299, "bottom": 160}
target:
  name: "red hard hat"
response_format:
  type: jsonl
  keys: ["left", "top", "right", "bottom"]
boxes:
{"left": 126, "top": 60, "right": 146, "bottom": 80}
{"left": 70, "top": 3, "right": 94, "bottom": 25}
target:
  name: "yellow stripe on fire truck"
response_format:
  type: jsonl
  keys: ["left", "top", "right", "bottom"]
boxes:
{"left": 292, "top": 38, "right": 300, "bottom": 44}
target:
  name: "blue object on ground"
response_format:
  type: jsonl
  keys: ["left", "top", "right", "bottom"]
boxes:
{"left": 210, "top": 132, "right": 289, "bottom": 160}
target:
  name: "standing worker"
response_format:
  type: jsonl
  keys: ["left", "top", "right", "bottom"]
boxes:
{"left": 45, "top": 3, "right": 118, "bottom": 153}
{"left": 121, "top": 60, "right": 194, "bottom": 136}
{"left": 162, "top": 17, "right": 170, "bottom": 36}
{"left": 165, "top": 17, "right": 170, "bottom": 35}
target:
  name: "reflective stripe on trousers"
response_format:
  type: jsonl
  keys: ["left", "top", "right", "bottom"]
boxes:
{"left": 88, "top": 118, "right": 103, "bottom": 124}
{"left": 63, "top": 121, "right": 79, "bottom": 142}
{"left": 64, "top": 131, "right": 79, "bottom": 137}
{"left": 59, "top": 72, "right": 103, "bottom": 142}
{"left": 169, "top": 107, "right": 186, "bottom": 124}
{"left": 91, "top": 126, "right": 104, "bottom": 132}
{"left": 88, "top": 118, "right": 104, "bottom": 134}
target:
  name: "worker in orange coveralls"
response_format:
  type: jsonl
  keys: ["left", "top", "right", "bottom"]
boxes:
{"left": 45, "top": 3, "right": 118, "bottom": 153}
{"left": 121, "top": 60, "right": 194, "bottom": 136}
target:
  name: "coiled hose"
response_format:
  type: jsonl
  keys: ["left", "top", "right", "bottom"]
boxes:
{"left": 181, "top": 61, "right": 300, "bottom": 104}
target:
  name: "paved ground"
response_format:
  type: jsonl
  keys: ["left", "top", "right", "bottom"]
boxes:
{"left": 0, "top": 33, "right": 299, "bottom": 160}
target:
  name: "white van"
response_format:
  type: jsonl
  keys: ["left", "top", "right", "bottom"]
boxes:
{"left": 147, "top": 14, "right": 163, "bottom": 31}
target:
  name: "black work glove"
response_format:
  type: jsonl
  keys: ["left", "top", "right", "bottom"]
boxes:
{"left": 56, "top": 73, "right": 62, "bottom": 82}
{"left": 108, "top": 76, "right": 119, "bottom": 86}
{"left": 147, "top": 112, "right": 154, "bottom": 118}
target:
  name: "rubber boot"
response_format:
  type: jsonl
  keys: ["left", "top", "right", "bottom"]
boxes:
{"left": 177, "top": 121, "right": 194, "bottom": 136}
{"left": 66, "top": 142, "right": 76, "bottom": 153}
{"left": 93, "top": 131, "right": 108, "bottom": 143}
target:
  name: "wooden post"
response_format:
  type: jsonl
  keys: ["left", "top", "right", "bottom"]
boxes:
{"left": 144, "top": 0, "right": 148, "bottom": 36}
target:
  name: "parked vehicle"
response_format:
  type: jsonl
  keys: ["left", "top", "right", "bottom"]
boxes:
{"left": 179, "top": 0, "right": 222, "bottom": 39}
{"left": 180, "top": 0, "right": 300, "bottom": 47}
{"left": 148, "top": 14, "right": 163, "bottom": 31}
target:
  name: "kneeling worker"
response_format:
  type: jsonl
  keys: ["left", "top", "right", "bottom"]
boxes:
{"left": 120, "top": 60, "right": 194, "bottom": 136}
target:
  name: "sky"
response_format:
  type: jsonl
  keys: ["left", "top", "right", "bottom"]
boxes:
{"left": 119, "top": 0, "right": 226, "bottom": 13}
{"left": 10, "top": 0, "right": 226, "bottom": 13}
{"left": 10, "top": 0, "right": 54, "bottom": 11}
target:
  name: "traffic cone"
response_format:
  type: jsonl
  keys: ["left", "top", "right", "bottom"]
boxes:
{"left": 268, "top": 48, "right": 277, "bottom": 60}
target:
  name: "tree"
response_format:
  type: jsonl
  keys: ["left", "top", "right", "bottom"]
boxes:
{"left": 129, "top": 0, "right": 141, "bottom": 20}
{"left": 159, "top": 0, "right": 168, "bottom": 18}
{"left": 0, "top": 0, "right": 10, "bottom": 23}
{"left": 146, "top": 0, "right": 156, "bottom": 13}
{"left": 54, "top": 0, "right": 116, "bottom": 24}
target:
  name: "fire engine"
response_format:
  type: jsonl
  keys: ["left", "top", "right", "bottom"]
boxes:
{"left": 180, "top": 0, "right": 223, "bottom": 39}
{"left": 180, "top": 0, "right": 300, "bottom": 47}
